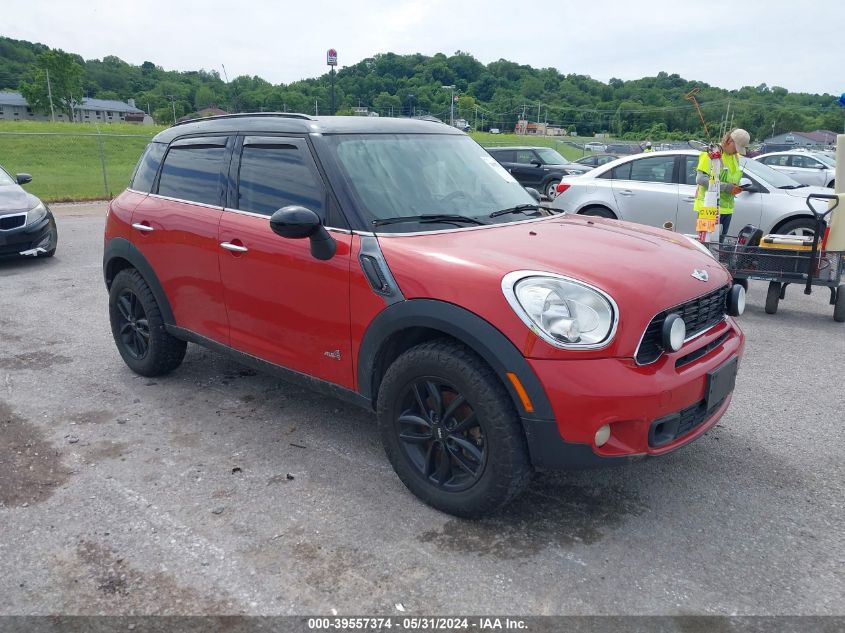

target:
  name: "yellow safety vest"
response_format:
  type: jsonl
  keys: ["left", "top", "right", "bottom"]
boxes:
{"left": 694, "top": 152, "right": 741, "bottom": 215}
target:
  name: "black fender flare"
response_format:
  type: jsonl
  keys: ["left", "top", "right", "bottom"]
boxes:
{"left": 103, "top": 237, "right": 175, "bottom": 326}
{"left": 357, "top": 299, "right": 554, "bottom": 422}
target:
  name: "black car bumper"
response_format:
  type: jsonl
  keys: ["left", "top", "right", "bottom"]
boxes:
{"left": 0, "top": 213, "right": 57, "bottom": 257}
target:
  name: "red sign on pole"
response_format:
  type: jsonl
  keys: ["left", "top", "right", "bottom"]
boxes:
{"left": 327, "top": 49, "right": 338, "bottom": 66}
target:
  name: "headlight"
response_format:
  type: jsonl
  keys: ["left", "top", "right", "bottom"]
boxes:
{"left": 684, "top": 234, "right": 716, "bottom": 260}
{"left": 502, "top": 271, "right": 618, "bottom": 349}
{"left": 26, "top": 201, "right": 48, "bottom": 226}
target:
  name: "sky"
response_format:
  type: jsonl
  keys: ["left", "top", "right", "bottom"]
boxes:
{"left": 3, "top": 0, "right": 844, "bottom": 96}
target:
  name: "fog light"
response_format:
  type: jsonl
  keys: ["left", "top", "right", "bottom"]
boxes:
{"left": 595, "top": 424, "right": 611, "bottom": 447}
{"left": 661, "top": 313, "right": 686, "bottom": 352}
{"left": 728, "top": 284, "right": 746, "bottom": 317}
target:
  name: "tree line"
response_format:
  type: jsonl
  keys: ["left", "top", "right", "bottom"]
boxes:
{"left": 1, "top": 36, "right": 842, "bottom": 140}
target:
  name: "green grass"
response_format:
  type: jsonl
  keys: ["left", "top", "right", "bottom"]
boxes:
{"left": 0, "top": 120, "right": 166, "bottom": 202}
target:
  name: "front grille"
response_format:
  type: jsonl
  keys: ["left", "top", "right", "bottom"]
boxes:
{"left": 0, "top": 213, "right": 26, "bottom": 231}
{"left": 636, "top": 286, "right": 729, "bottom": 365}
{"left": 648, "top": 396, "right": 726, "bottom": 448}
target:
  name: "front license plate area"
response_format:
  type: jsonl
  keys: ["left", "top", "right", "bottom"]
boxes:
{"left": 706, "top": 357, "right": 738, "bottom": 407}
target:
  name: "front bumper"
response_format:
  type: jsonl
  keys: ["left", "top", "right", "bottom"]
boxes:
{"left": 0, "top": 213, "right": 57, "bottom": 257}
{"left": 521, "top": 318, "right": 744, "bottom": 469}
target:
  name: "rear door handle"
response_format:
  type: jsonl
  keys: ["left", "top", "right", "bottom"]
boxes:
{"left": 618, "top": 190, "right": 634, "bottom": 196}
{"left": 682, "top": 196, "right": 696, "bottom": 202}
{"left": 220, "top": 242, "right": 248, "bottom": 253}
{"left": 132, "top": 222, "right": 154, "bottom": 233}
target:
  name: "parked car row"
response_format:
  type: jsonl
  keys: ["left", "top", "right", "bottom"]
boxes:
{"left": 0, "top": 164, "right": 58, "bottom": 258}
{"left": 551, "top": 149, "right": 829, "bottom": 237}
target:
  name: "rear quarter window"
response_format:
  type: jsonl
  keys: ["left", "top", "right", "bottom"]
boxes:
{"left": 130, "top": 142, "right": 166, "bottom": 192}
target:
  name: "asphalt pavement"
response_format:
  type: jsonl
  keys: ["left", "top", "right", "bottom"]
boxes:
{"left": 0, "top": 202, "right": 842, "bottom": 616}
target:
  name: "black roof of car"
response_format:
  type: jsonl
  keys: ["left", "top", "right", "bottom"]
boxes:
{"left": 151, "top": 113, "right": 462, "bottom": 144}
{"left": 486, "top": 146, "right": 558, "bottom": 152}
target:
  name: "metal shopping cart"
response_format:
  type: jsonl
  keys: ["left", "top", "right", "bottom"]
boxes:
{"left": 707, "top": 193, "right": 845, "bottom": 322}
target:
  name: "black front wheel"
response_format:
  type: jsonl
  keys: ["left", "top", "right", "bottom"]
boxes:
{"left": 377, "top": 340, "right": 532, "bottom": 518}
{"left": 834, "top": 284, "right": 845, "bottom": 323}
{"left": 109, "top": 269, "right": 186, "bottom": 376}
{"left": 765, "top": 281, "right": 781, "bottom": 315}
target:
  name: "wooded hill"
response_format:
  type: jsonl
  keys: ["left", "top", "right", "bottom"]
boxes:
{"left": 1, "top": 36, "right": 841, "bottom": 140}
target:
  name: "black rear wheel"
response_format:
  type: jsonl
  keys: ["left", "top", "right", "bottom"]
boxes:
{"left": 109, "top": 269, "right": 186, "bottom": 376}
{"left": 377, "top": 340, "right": 532, "bottom": 517}
{"left": 765, "top": 281, "right": 781, "bottom": 314}
{"left": 580, "top": 206, "right": 616, "bottom": 219}
{"left": 834, "top": 284, "right": 845, "bottom": 323}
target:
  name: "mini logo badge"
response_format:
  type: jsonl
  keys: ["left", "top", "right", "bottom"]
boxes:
{"left": 691, "top": 269, "right": 709, "bottom": 282}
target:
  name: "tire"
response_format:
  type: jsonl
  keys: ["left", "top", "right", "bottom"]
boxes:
{"left": 834, "top": 284, "right": 845, "bottom": 323}
{"left": 765, "top": 281, "right": 781, "bottom": 315}
{"left": 580, "top": 206, "right": 616, "bottom": 219}
{"left": 733, "top": 277, "right": 748, "bottom": 292}
{"left": 108, "top": 269, "right": 187, "bottom": 376}
{"left": 776, "top": 217, "right": 816, "bottom": 237}
{"left": 376, "top": 339, "right": 532, "bottom": 518}
{"left": 545, "top": 180, "right": 560, "bottom": 199}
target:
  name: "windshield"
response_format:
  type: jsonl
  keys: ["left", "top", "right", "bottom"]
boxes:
{"left": 323, "top": 134, "right": 537, "bottom": 232}
{"left": 0, "top": 167, "right": 15, "bottom": 186}
{"left": 741, "top": 158, "right": 803, "bottom": 189}
{"left": 535, "top": 148, "right": 570, "bottom": 165}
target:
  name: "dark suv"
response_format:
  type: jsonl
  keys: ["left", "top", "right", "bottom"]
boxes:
{"left": 104, "top": 114, "right": 745, "bottom": 516}
{"left": 486, "top": 146, "right": 591, "bottom": 199}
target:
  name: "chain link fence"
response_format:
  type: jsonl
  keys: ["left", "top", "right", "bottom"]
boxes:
{"left": 0, "top": 130, "right": 155, "bottom": 202}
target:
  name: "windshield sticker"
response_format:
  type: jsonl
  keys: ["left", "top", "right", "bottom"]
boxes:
{"left": 481, "top": 155, "right": 519, "bottom": 183}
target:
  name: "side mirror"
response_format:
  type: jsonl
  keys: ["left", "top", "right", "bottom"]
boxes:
{"left": 269, "top": 205, "right": 336, "bottom": 261}
{"left": 739, "top": 177, "right": 756, "bottom": 193}
{"left": 531, "top": 159, "right": 542, "bottom": 167}
{"left": 524, "top": 187, "right": 541, "bottom": 202}
{"left": 16, "top": 173, "right": 32, "bottom": 185}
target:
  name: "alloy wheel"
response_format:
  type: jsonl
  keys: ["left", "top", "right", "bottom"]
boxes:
{"left": 116, "top": 289, "right": 151, "bottom": 360}
{"left": 395, "top": 379, "right": 486, "bottom": 492}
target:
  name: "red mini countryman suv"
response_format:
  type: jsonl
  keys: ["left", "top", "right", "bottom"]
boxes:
{"left": 104, "top": 114, "right": 746, "bottom": 517}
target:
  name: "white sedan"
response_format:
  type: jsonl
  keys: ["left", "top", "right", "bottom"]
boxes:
{"left": 551, "top": 149, "right": 830, "bottom": 236}
{"left": 754, "top": 150, "right": 835, "bottom": 188}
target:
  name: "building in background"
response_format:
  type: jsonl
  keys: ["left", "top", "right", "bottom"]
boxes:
{"left": 764, "top": 130, "right": 838, "bottom": 148}
{"left": 0, "top": 91, "right": 152, "bottom": 124}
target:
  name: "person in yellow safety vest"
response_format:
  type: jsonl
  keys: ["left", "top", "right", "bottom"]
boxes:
{"left": 694, "top": 128, "right": 750, "bottom": 238}
{"left": 643, "top": 141, "right": 654, "bottom": 152}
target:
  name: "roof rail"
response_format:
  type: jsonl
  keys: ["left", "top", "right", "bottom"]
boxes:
{"left": 173, "top": 112, "right": 313, "bottom": 127}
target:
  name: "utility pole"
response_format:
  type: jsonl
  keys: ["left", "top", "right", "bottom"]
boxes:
{"left": 46, "top": 68, "right": 56, "bottom": 122}
{"left": 442, "top": 85, "right": 455, "bottom": 127}
{"left": 315, "top": 100, "right": 318, "bottom": 116}
{"left": 167, "top": 95, "right": 177, "bottom": 124}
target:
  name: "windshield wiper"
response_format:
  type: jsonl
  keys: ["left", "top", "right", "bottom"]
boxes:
{"left": 489, "top": 204, "right": 548, "bottom": 219}
{"left": 778, "top": 184, "right": 808, "bottom": 189}
{"left": 372, "top": 214, "right": 488, "bottom": 227}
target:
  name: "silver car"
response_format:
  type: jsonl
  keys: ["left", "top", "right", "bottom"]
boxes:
{"left": 551, "top": 149, "right": 829, "bottom": 236}
{"left": 754, "top": 150, "right": 836, "bottom": 188}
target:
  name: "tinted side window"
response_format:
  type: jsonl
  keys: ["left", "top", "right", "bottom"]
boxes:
{"left": 157, "top": 144, "right": 226, "bottom": 206}
{"left": 683, "top": 155, "right": 698, "bottom": 185}
{"left": 130, "top": 142, "right": 165, "bottom": 192}
{"left": 610, "top": 163, "right": 632, "bottom": 180}
{"left": 237, "top": 143, "right": 324, "bottom": 216}
{"left": 490, "top": 149, "right": 515, "bottom": 162}
{"left": 515, "top": 150, "right": 536, "bottom": 164}
{"left": 628, "top": 156, "right": 675, "bottom": 183}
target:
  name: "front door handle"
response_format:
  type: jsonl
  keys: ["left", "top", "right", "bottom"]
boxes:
{"left": 132, "top": 222, "right": 154, "bottom": 233}
{"left": 220, "top": 242, "right": 248, "bottom": 253}
{"left": 682, "top": 196, "right": 696, "bottom": 202}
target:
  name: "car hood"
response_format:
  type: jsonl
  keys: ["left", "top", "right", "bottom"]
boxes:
{"left": 377, "top": 214, "right": 731, "bottom": 358}
{"left": 0, "top": 185, "right": 36, "bottom": 215}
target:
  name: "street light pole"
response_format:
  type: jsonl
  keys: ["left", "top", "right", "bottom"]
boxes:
{"left": 442, "top": 85, "right": 455, "bottom": 127}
